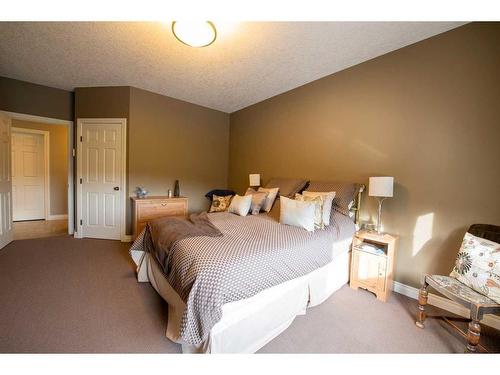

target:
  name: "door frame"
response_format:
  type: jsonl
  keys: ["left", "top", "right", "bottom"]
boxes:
{"left": 0, "top": 111, "right": 74, "bottom": 235}
{"left": 75, "top": 118, "right": 128, "bottom": 242}
{"left": 11, "top": 127, "right": 50, "bottom": 221}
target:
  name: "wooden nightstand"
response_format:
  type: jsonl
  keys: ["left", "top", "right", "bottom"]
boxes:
{"left": 350, "top": 230, "right": 398, "bottom": 302}
{"left": 131, "top": 196, "right": 188, "bottom": 240}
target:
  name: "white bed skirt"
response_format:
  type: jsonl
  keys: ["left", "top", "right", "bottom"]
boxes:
{"left": 131, "top": 248, "right": 351, "bottom": 353}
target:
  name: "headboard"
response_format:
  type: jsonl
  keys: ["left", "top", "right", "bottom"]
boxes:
{"left": 351, "top": 184, "right": 366, "bottom": 225}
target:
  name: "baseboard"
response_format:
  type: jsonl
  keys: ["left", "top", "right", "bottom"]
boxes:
{"left": 121, "top": 235, "right": 132, "bottom": 243}
{"left": 72, "top": 232, "right": 131, "bottom": 242}
{"left": 393, "top": 281, "right": 500, "bottom": 331}
{"left": 47, "top": 214, "right": 68, "bottom": 221}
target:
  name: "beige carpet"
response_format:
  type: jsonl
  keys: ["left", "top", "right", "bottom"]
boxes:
{"left": 0, "top": 236, "right": 498, "bottom": 353}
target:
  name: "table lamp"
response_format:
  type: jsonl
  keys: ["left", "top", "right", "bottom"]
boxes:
{"left": 369, "top": 177, "right": 394, "bottom": 234}
{"left": 249, "top": 174, "right": 261, "bottom": 188}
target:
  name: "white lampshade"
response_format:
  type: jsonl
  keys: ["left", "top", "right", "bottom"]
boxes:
{"left": 369, "top": 177, "right": 394, "bottom": 197}
{"left": 249, "top": 174, "right": 261, "bottom": 187}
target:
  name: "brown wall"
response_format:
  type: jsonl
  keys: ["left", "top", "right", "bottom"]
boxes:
{"left": 0, "top": 76, "right": 73, "bottom": 121}
{"left": 11, "top": 119, "right": 68, "bottom": 216}
{"left": 75, "top": 86, "right": 230, "bottom": 234}
{"left": 74, "top": 86, "right": 130, "bottom": 120}
{"left": 128, "top": 87, "right": 230, "bottom": 233}
{"left": 228, "top": 23, "right": 500, "bottom": 288}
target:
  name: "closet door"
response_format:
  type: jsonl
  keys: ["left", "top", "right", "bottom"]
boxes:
{"left": 78, "top": 119, "right": 125, "bottom": 240}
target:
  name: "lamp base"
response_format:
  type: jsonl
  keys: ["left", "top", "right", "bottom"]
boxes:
{"left": 376, "top": 197, "right": 387, "bottom": 234}
{"left": 365, "top": 228, "right": 387, "bottom": 237}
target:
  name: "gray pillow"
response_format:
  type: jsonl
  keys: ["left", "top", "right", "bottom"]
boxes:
{"left": 306, "top": 181, "right": 362, "bottom": 217}
{"left": 264, "top": 177, "right": 309, "bottom": 198}
{"left": 245, "top": 188, "right": 269, "bottom": 215}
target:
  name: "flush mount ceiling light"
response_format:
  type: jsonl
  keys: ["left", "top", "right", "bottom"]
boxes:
{"left": 171, "top": 21, "right": 217, "bottom": 47}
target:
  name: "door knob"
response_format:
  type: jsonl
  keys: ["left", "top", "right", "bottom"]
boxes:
{"left": 114, "top": 186, "right": 120, "bottom": 191}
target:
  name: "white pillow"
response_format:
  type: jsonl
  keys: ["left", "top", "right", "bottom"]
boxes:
{"left": 228, "top": 194, "right": 252, "bottom": 216}
{"left": 258, "top": 187, "right": 279, "bottom": 212}
{"left": 303, "top": 191, "right": 336, "bottom": 225}
{"left": 279, "top": 196, "right": 316, "bottom": 232}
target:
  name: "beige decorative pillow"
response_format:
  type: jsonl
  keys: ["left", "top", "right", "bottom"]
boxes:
{"left": 209, "top": 194, "right": 233, "bottom": 213}
{"left": 295, "top": 193, "right": 325, "bottom": 229}
{"left": 303, "top": 191, "right": 336, "bottom": 226}
{"left": 227, "top": 194, "right": 252, "bottom": 217}
{"left": 245, "top": 188, "right": 269, "bottom": 215}
{"left": 450, "top": 232, "right": 500, "bottom": 304}
{"left": 257, "top": 187, "right": 279, "bottom": 212}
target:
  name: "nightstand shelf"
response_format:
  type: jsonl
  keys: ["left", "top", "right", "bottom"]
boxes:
{"left": 350, "top": 230, "right": 398, "bottom": 302}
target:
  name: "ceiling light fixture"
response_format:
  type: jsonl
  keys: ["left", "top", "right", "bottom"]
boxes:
{"left": 171, "top": 21, "right": 217, "bottom": 47}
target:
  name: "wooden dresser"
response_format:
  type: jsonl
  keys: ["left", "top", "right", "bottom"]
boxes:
{"left": 131, "top": 196, "right": 188, "bottom": 239}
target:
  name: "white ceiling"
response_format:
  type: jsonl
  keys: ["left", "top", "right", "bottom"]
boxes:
{"left": 0, "top": 22, "right": 464, "bottom": 113}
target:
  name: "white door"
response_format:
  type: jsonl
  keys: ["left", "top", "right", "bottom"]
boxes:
{"left": 11, "top": 130, "right": 46, "bottom": 221}
{"left": 78, "top": 120, "right": 124, "bottom": 240}
{"left": 0, "top": 113, "right": 13, "bottom": 249}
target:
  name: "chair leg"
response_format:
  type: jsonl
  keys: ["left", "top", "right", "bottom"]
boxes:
{"left": 466, "top": 320, "right": 481, "bottom": 353}
{"left": 415, "top": 280, "right": 428, "bottom": 329}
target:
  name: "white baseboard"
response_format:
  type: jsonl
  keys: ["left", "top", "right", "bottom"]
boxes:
{"left": 47, "top": 214, "right": 68, "bottom": 221}
{"left": 72, "top": 231, "right": 131, "bottom": 242}
{"left": 121, "top": 235, "right": 132, "bottom": 243}
{"left": 393, "top": 281, "right": 500, "bottom": 331}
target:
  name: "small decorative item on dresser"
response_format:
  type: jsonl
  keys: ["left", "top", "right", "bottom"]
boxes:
{"left": 174, "top": 180, "right": 180, "bottom": 197}
{"left": 350, "top": 230, "right": 398, "bottom": 302}
{"left": 131, "top": 196, "right": 188, "bottom": 239}
{"left": 135, "top": 186, "right": 148, "bottom": 198}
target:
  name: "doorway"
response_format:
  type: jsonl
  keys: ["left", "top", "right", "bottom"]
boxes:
{"left": 0, "top": 111, "right": 74, "bottom": 246}
{"left": 11, "top": 128, "right": 48, "bottom": 221}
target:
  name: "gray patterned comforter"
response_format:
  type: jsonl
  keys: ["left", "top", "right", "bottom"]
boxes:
{"left": 130, "top": 210, "right": 355, "bottom": 346}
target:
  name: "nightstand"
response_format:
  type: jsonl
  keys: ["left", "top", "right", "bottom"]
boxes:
{"left": 350, "top": 230, "right": 398, "bottom": 302}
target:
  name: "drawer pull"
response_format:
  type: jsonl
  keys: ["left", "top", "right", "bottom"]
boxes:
{"left": 161, "top": 203, "right": 167, "bottom": 206}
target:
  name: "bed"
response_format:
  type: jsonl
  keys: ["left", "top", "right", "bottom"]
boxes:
{"left": 130, "top": 182, "right": 364, "bottom": 353}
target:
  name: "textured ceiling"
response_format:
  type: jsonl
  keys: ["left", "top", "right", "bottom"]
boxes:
{"left": 0, "top": 22, "right": 464, "bottom": 113}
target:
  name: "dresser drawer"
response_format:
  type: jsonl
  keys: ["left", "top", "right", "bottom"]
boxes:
{"left": 132, "top": 196, "right": 188, "bottom": 239}
{"left": 137, "top": 201, "right": 186, "bottom": 221}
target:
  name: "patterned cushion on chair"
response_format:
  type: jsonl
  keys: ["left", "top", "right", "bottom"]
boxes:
{"left": 449, "top": 232, "right": 500, "bottom": 304}
{"left": 428, "top": 275, "right": 497, "bottom": 305}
